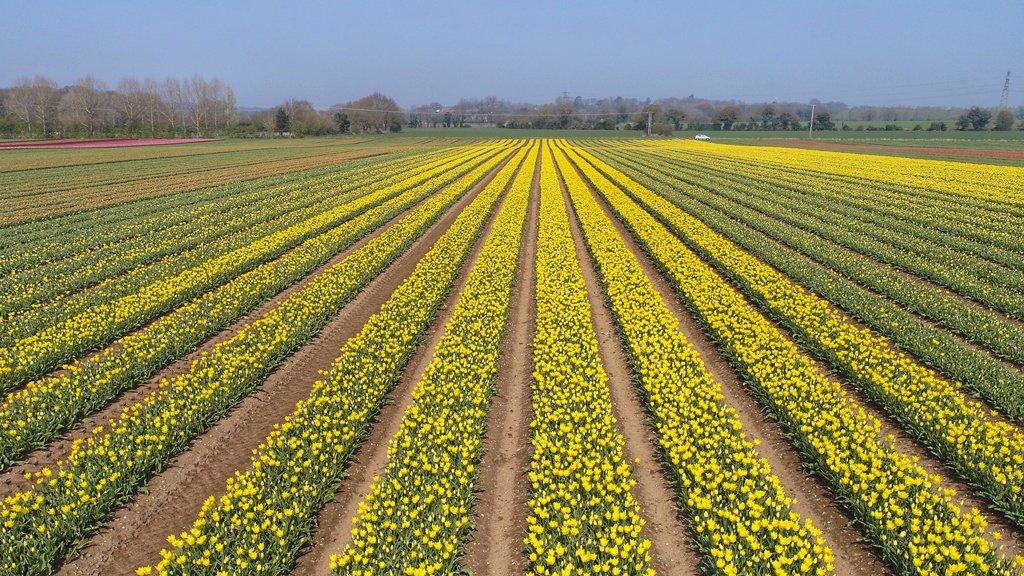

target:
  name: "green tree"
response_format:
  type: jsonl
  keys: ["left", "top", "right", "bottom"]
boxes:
{"left": 333, "top": 111, "right": 350, "bottom": 133}
{"left": 651, "top": 123, "right": 674, "bottom": 136}
{"left": 0, "top": 114, "right": 15, "bottom": 138}
{"left": 759, "top": 104, "right": 777, "bottom": 129}
{"left": 965, "top": 106, "right": 991, "bottom": 130}
{"left": 812, "top": 112, "right": 835, "bottom": 131}
{"left": 634, "top": 104, "right": 661, "bottom": 132}
{"left": 955, "top": 114, "right": 971, "bottom": 131}
{"left": 274, "top": 107, "right": 290, "bottom": 135}
{"left": 713, "top": 105, "right": 740, "bottom": 130}
{"left": 777, "top": 110, "right": 799, "bottom": 130}
{"left": 664, "top": 107, "right": 686, "bottom": 130}
{"left": 993, "top": 109, "right": 1015, "bottom": 131}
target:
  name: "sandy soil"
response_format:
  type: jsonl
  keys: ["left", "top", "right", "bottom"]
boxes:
{"left": 560, "top": 169, "right": 702, "bottom": 575}
{"left": 462, "top": 151, "right": 539, "bottom": 575}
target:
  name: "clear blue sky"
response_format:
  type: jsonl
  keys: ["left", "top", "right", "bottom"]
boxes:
{"left": 2, "top": 0, "right": 1022, "bottom": 109}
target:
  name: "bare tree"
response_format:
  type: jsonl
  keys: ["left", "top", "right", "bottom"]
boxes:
{"left": 141, "top": 78, "right": 168, "bottom": 135}
{"left": 116, "top": 77, "right": 144, "bottom": 131}
{"left": 4, "top": 81, "right": 35, "bottom": 134}
{"left": 58, "top": 76, "right": 107, "bottom": 136}
{"left": 183, "top": 75, "right": 204, "bottom": 135}
{"left": 159, "top": 77, "right": 184, "bottom": 135}
{"left": 6, "top": 76, "right": 59, "bottom": 136}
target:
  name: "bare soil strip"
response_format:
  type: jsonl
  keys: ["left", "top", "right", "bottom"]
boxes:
{"left": 287, "top": 157, "right": 523, "bottom": 576}
{"left": 562, "top": 172, "right": 702, "bottom": 575}
{"left": 462, "top": 152, "right": 540, "bottom": 575}
{"left": 575, "top": 162, "right": 887, "bottom": 575}
{"left": 48, "top": 159, "right": 512, "bottom": 576}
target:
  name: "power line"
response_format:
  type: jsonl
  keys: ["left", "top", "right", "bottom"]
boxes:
{"left": 355, "top": 107, "right": 652, "bottom": 118}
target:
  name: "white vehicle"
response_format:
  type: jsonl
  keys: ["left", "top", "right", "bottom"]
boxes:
{"left": 694, "top": 134, "right": 711, "bottom": 141}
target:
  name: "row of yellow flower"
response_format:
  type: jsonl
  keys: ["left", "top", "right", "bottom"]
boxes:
{"left": 0, "top": 145, "right": 503, "bottom": 471}
{"left": 0, "top": 146, "right": 477, "bottom": 346}
{"left": 0, "top": 145, "right": 459, "bottom": 322}
{"left": 137, "top": 143, "right": 531, "bottom": 576}
{"left": 553, "top": 142, "right": 834, "bottom": 576}
{"left": 585, "top": 144, "right": 1024, "bottom": 423}
{"left": 0, "top": 144, "right": 505, "bottom": 392}
{"left": 0, "top": 144, "right": 517, "bottom": 576}
{"left": 618, "top": 143, "right": 1024, "bottom": 322}
{"left": 646, "top": 140, "right": 1024, "bottom": 204}
{"left": 0, "top": 164, "right": 312, "bottom": 274}
{"left": 329, "top": 143, "right": 537, "bottom": 575}
{"left": 633, "top": 142, "right": 1024, "bottom": 258}
{"left": 630, "top": 143, "right": 1024, "bottom": 288}
{"left": 525, "top": 143, "right": 652, "bottom": 575}
{"left": 629, "top": 140, "right": 1023, "bottom": 246}
{"left": 587, "top": 145, "right": 1024, "bottom": 527}
{"left": 567, "top": 146, "right": 1017, "bottom": 575}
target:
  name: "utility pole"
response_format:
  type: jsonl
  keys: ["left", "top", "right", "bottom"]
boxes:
{"left": 647, "top": 110, "right": 653, "bottom": 137}
{"left": 808, "top": 104, "right": 816, "bottom": 138}
{"left": 1001, "top": 70, "right": 1012, "bottom": 109}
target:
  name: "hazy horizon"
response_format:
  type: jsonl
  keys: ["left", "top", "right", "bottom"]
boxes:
{"left": 3, "top": 0, "right": 1023, "bottom": 110}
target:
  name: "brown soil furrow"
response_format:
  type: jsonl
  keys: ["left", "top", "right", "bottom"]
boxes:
{"left": 561, "top": 170, "right": 701, "bottom": 576}
{"left": 462, "top": 151, "right": 540, "bottom": 575}
{"left": 47, "top": 158, "right": 513, "bottom": 576}
{"left": 570, "top": 155, "right": 886, "bottom": 575}
{"left": 287, "top": 155, "right": 522, "bottom": 576}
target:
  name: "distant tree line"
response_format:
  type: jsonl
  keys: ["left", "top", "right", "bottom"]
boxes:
{"left": 231, "top": 93, "right": 406, "bottom": 137}
{"left": 5, "top": 77, "right": 1021, "bottom": 139}
{"left": 0, "top": 75, "right": 236, "bottom": 138}
{"left": 0, "top": 75, "right": 409, "bottom": 139}
{"left": 953, "top": 106, "right": 1018, "bottom": 131}
{"left": 404, "top": 94, "right": 1024, "bottom": 133}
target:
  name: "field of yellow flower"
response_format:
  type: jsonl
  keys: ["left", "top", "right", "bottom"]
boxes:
{"left": 0, "top": 136, "right": 1021, "bottom": 575}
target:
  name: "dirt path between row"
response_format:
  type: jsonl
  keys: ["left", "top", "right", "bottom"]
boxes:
{"left": 287, "top": 154, "right": 525, "bottom": 576}
{"left": 561, "top": 167, "right": 701, "bottom": 575}
{"left": 50, "top": 155, "right": 516, "bottom": 576}
{"left": 567, "top": 154, "right": 887, "bottom": 575}
{"left": 461, "top": 152, "right": 540, "bottom": 575}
